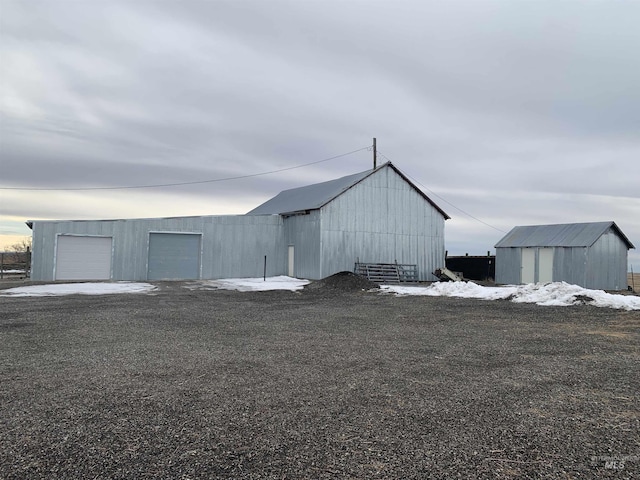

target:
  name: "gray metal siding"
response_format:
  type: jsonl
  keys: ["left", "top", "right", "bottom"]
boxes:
{"left": 282, "top": 212, "right": 321, "bottom": 279}
{"left": 553, "top": 247, "right": 587, "bottom": 286}
{"left": 495, "top": 248, "right": 521, "bottom": 285}
{"left": 30, "top": 215, "right": 285, "bottom": 281}
{"left": 319, "top": 167, "right": 445, "bottom": 281}
{"left": 202, "top": 215, "right": 286, "bottom": 279}
{"left": 585, "top": 229, "right": 628, "bottom": 290}
{"left": 29, "top": 222, "right": 48, "bottom": 281}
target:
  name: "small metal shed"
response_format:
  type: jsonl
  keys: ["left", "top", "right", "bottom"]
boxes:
{"left": 494, "top": 221, "right": 634, "bottom": 290}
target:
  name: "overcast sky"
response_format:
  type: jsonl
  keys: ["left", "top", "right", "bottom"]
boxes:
{"left": 1, "top": 0, "right": 639, "bottom": 267}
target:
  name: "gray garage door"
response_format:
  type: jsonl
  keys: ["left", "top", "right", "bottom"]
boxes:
{"left": 148, "top": 233, "right": 201, "bottom": 280}
{"left": 56, "top": 235, "right": 112, "bottom": 280}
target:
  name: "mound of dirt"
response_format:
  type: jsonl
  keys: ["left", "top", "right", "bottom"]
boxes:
{"left": 303, "top": 271, "right": 380, "bottom": 293}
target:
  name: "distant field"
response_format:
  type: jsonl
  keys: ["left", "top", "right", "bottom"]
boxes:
{"left": 629, "top": 273, "right": 640, "bottom": 292}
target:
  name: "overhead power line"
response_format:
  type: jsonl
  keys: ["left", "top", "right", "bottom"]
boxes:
{"left": 377, "top": 151, "right": 507, "bottom": 234}
{"left": 1, "top": 146, "right": 372, "bottom": 191}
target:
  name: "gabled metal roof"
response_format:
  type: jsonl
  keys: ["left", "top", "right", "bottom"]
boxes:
{"left": 494, "top": 221, "right": 634, "bottom": 249}
{"left": 246, "top": 169, "right": 372, "bottom": 215}
{"left": 246, "top": 162, "right": 450, "bottom": 219}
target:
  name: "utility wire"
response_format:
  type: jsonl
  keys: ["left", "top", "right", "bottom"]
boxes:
{"left": 377, "top": 151, "right": 507, "bottom": 234}
{"left": 1, "top": 146, "right": 372, "bottom": 191}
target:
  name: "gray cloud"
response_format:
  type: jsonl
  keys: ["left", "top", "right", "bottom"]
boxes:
{"left": 1, "top": 0, "right": 639, "bottom": 265}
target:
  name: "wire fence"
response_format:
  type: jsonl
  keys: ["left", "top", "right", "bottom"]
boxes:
{"left": 0, "top": 252, "right": 31, "bottom": 279}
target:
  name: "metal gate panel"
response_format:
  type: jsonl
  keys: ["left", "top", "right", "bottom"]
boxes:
{"left": 55, "top": 235, "right": 112, "bottom": 280}
{"left": 148, "top": 233, "right": 201, "bottom": 280}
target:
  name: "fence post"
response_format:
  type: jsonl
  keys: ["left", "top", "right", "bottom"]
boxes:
{"left": 26, "top": 249, "right": 31, "bottom": 278}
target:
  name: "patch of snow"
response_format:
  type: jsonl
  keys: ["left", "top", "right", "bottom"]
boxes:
{"left": 381, "top": 281, "right": 640, "bottom": 310}
{"left": 189, "top": 276, "right": 310, "bottom": 292}
{"left": 3, "top": 278, "right": 637, "bottom": 309}
{"left": 0, "top": 282, "right": 157, "bottom": 297}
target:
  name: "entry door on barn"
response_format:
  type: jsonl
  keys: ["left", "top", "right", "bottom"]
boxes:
{"left": 147, "top": 233, "right": 201, "bottom": 280}
{"left": 55, "top": 235, "right": 113, "bottom": 281}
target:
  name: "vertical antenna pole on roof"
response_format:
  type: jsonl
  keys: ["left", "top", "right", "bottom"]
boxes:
{"left": 373, "top": 137, "right": 377, "bottom": 169}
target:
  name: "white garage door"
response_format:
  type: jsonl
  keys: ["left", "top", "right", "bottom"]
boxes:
{"left": 56, "top": 235, "right": 112, "bottom": 280}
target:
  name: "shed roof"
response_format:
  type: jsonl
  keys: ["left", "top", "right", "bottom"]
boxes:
{"left": 246, "top": 162, "right": 450, "bottom": 219}
{"left": 494, "top": 221, "right": 634, "bottom": 249}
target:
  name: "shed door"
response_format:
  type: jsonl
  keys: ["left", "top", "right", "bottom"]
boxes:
{"left": 538, "top": 248, "right": 554, "bottom": 283}
{"left": 521, "top": 248, "right": 535, "bottom": 284}
{"left": 148, "top": 233, "right": 201, "bottom": 280}
{"left": 56, "top": 235, "right": 112, "bottom": 280}
{"left": 288, "top": 245, "right": 295, "bottom": 277}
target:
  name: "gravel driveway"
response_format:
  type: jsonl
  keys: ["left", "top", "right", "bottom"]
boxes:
{"left": 1, "top": 279, "right": 638, "bottom": 479}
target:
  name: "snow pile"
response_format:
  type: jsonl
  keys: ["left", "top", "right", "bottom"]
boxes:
{"left": 190, "top": 276, "right": 310, "bottom": 292}
{"left": 382, "top": 281, "right": 640, "bottom": 310}
{"left": 387, "top": 281, "right": 516, "bottom": 300}
{"left": 0, "top": 282, "right": 157, "bottom": 297}
{"left": 2, "top": 278, "right": 637, "bottom": 310}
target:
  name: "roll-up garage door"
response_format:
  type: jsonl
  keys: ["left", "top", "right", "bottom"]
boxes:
{"left": 55, "top": 235, "right": 113, "bottom": 280}
{"left": 148, "top": 233, "right": 201, "bottom": 280}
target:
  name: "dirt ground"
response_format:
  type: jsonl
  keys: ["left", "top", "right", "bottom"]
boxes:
{"left": 1, "top": 278, "right": 638, "bottom": 479}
